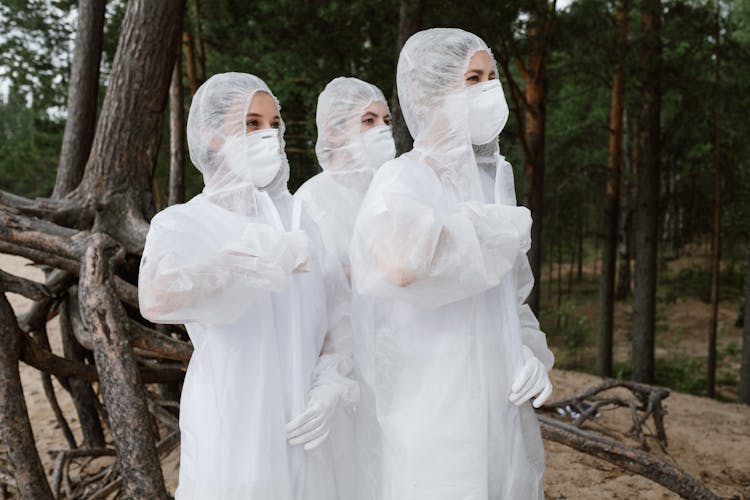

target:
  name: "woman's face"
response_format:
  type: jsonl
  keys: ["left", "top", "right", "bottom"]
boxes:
{"left": 245, "top": 91, "right": 281, "bottom": 133}
{"left": 464, "top": 50, "right": 496, "bottom": 87}
{"left": 360, "top": 101, "right": 391, "bottom": 133}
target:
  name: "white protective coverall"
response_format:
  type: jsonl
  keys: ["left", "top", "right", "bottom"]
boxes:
{"left": 294, "top": 76, "right": 395, "bottom": 500}
{"left": 349, "top": 29, "right": 555, "bottom": 500}
{"left": 138, "top": 73, "right": 355, "bottom": 500}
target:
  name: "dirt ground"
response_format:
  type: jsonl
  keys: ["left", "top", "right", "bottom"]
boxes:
{"left": 544, "top": 369, "right": 750, "bottom": 499}
{"left": 2, "top": 253, "right": 749, "bottom": 498}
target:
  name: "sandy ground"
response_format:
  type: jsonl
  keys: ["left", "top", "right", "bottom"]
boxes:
{"left": 544, "top": 369, "right": 750, "bottom": 499}
{"left": 1, "top": 253, "right": 749, "bottom": 498}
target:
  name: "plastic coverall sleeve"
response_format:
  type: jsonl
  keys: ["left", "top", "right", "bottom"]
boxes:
{"left": 351, "top": 158, "right": 532, "bottom": 309}
{"left": 285, "top": 231, "right": 358, "bottom": 451}
{"left": 514, "top": 253, "right": 555, "bottom": 372}
{"left": 138, "top": 205, "right": 308, "bottom": 326}
{"left": 309, "top": 232, "right": 359, "bottom": 412}
{"left": 317, "top": 249, "right": 359, "bottom": 408}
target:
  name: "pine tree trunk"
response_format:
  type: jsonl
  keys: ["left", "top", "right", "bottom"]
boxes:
{"left": 740, "top": 246, "right": 750, "bottom": 404}
{"left": 78, "top": 235, "right": 169, "bottom": 499}
{"left": 597, "top": 0, "right": 629, "bottom": 378}
{"left": 192, "top": 0, "right": 207, "bottom": 82}
{"left": 183, "top": 31, "right": 199, "bottom": 95}
{"left": 73, "top": 0, "right": 186, "bottom": 252}
{"left": 49, "top": 1, "right": 108, "bottom": 451}
{"left": 707, "top": 0, "right": 721, "bottom": 398}
{"left": 577, "top": 212, "right": 584, "bottom": 280}
{"left": 617, "top": 108, "right": 635, "bottom": 300}
{"left": 522, "top": 0, "right": 554, "bottom": 317}
{"left": 52, "top": 0, "right": 106, "bottom": 198}
{"left": 390, "top": 0, "right": 422, "bottom": 155}
{"left": 0, "top": 294, "right": 54, "bottom": 499}
{"left": 169, "top": 52, "right": 186, "bottom": 206}
{"left": 632, "top": 0, "right": 662, "bottom": 384}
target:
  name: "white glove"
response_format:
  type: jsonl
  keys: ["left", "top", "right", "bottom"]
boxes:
{"left": 224, "top": 224, "right": 309, "bottom": 274}
{"left": 286, "top": 354, "right": 358, "bottom": 451}
{"left": 459, "top": 202, "right": 532, "bottom": 253}
{"left": 286, "top": 383, "right": 340, "bottom": 451}
{"left": 509, "top": 345, "right": 553, "bottom": 408}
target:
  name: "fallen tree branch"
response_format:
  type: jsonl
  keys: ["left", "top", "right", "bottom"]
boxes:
{"left": 49, "top": 448, "right": 117, "bottom": 497}
{"left": 0, "top": 269, "right": 52, "bottom": 300}
{"left": 0, "top": 210, "right": 139, "bottom": 307}
{"left": 542, "top": 378, "right": 670, "bottom": 449}
{"left": 538, "top": 415, "right": 718, "bottom": 499}
{"left": 17, "top": 318, "right": 185, "bottom": 384}
{"left": 130, "top": 320, "right": 193, "bottom": 362}
{"left": 0, "top": 190, "right": 92, "bottom": 228}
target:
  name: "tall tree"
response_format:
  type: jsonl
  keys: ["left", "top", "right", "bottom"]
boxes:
{"left": 498, "top": 0, "right": 556, "bottom": 316}
{"left": 616, "top": 108, "right": 634, "bottom": 301}
{"left": 52, "top": 0, "right": 106, "bottom": 198}
{"left": 631, "top": 0, "right": 662, "bottom": 384}
{"left": 49, "top": 0, "right": 107, "bottom": 451}
{"left": 390, "top": 0, "right": 422, "bottom": 155}
{"left": 169, "top": 46, "right": 186, "bottom": 206}
{"left": 597, "top": 0, "right": 629, "bottom": 377}
{"left": 741, "top": 245, "right": 750, "bottom": 404}
{"left": 70, "top": 0, "right": 186, "bottom": 253}
{"left": 707, "top": 0, "right": 722, "bottom": 398}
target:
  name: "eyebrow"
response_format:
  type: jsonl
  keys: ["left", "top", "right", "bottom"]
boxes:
{"left": 361, "top": 111, "right": 377, "bottom": 118}
{"left": 465, "top": 68, "right": 486, "bottom": 75}
{"left": 246, "top": 112, "right": 281, "bottom": 120}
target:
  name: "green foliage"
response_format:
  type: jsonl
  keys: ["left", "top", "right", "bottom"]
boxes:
{"left": 560, "top": 304, "right": 592, "bottom": 352}
{"left": 198, "top": 0, "right": 399, "bottom": 191}
{"left": 659, "top": 263, "right": 746, "bottom": 302}
{"left": 0, "top": 87, "right": 62, "bottom": 196}
{"left": 0, "top": 0, "right": 75, "bottom": 111}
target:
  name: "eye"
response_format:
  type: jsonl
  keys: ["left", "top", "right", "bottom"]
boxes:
{"left": 271, "top": 120, "right": 281, "bottom": 129}
{"left": 384, "top": 117, "right": 391, "bottom": 126}
{"left": 246, "top": 119, "right": 259, "bottom": 128}
{"left": 489, "top": 73, "right": 497, "bottom": 80}
{"left": 466, "top": 74, "right": 479, "bottom": 82}
{"left": 362, "top": 117, "right": 374, "bottom": 125}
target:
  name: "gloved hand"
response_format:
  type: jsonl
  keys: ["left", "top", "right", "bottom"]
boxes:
{"left": 509, "top": 345, "right": 553, "bottom": 408}
{"left": 286, "top": 354, "right": 358, "bottom": 451}
{"left": 286, "top": 383, "right": 340, "bottom": 451}
{"left": 459, "top": 201, "right": 532, "bottom": 253}
{"left": 281, "top": 230, "right": 310, "bottom": 273}
{"left": 224, "top": 224, "right": 309, "bottom": 274}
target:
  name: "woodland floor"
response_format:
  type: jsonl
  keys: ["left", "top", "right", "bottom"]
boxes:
{"left": 1, "top": 252, "right": 749, "bottom": 499}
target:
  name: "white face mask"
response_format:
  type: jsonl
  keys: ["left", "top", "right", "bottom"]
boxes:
{"left": 466, "top": 79, "right": 509, "bottom": 145}
{"left": 361, "top": 125, "right": 396, "bottom": 170}
{"left": 221, "top": 128, "right": 283, "bottom": 187}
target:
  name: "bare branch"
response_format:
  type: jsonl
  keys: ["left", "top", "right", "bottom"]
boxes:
{"left": 539, "top": 415, "right": 719, "bottom": 499}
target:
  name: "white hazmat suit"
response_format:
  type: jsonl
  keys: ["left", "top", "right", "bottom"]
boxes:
{"left": 296, "top": 76, "right": 395, "bottom": 318}
{"left": 138, "top": 73, "right": 355, "bottom": 500}
{"left": 349, "top": 29, "right": 554, "bottom": 500}
{"left": 294, "top": 76, "right": 395, "bottom": 500}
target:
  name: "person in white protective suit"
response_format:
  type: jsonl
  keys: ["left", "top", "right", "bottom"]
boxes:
{"left": 138, "top": 72, "right": 356, "bottom": 500}
{"left": 296, "top": 76, "right": 396, "bottom": 288}
{"left": 293, "top": 77, "right": 395, "bottom": 499}
{"left": 349, "top": 28, "right": 555, "bottom": 500}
